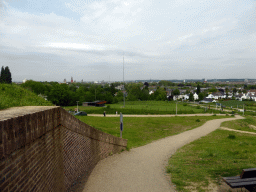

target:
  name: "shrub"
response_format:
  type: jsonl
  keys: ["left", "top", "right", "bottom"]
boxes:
{"left": 228, "top": 134, "right": 236, "bottom": 139}
{"left": 196, "top": 119, "right": 200, "bottom": 122}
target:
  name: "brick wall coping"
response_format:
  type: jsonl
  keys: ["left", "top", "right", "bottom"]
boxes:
{"left": 0, "top": 106, "right": 58, "bottom": 121}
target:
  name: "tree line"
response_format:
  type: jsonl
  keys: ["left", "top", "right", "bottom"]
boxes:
{"left": 21, "top": 80, "right": 178, "bottom": 106}
{"left": 21, "top": 80, "right": 204, "bottom": 106}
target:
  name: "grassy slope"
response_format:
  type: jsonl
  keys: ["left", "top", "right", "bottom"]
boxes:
{"left": 167, "top": 116, "right": 256, "bottom": 192}
{"left": 0, "top": 83, "right": 53, "bottom": 110}
{"left": 76, "top": 115, "right": 231, "bottom": 149}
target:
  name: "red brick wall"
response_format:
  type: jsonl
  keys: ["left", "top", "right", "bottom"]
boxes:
{"left": 0, "top": 107, "right": 127, "bottom": 192}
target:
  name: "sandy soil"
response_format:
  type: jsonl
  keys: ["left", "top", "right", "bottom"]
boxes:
{"left": 83, "top": 115, "right": 244, "bottom": 192}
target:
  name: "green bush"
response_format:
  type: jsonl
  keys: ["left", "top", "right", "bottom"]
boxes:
{"left": 228, "top": 134, "right": 236, "bottom": 139}
{"left": 196, "top": 119, "right": 200, "bottom": 122}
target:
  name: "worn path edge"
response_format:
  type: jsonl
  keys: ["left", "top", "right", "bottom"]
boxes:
{"left": 83, "top": 115, "right": 244, "bottom": 192}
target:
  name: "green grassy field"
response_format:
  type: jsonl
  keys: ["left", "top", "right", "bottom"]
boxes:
{"left": 199, "top": 100, "right": 256, "bottom": 116}
{"left": 219, "top": 100, "right": 256, "bottom": 108}
{"left": 65, "top": 101, "right": 223, "bottom": 115}
{"left": 221, "top": 116, "right": 256, "bottom": 133}
{"left": 0, "top": 83, "right": 53, "bottom": 110}
{"left": 166, "top": 116, "right": 256, "bottom": 192}
{"left": 76, "top": 115, "right": 231, "bottom": 149}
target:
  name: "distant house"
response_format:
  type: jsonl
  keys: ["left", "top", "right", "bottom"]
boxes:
{"left": 149, "top": 89, "right": 156, "bottom": 95}
{"left": 83, "top": 101, "right": 107, "bottom": 107}
{"left": 193, "top": 93, "right": 199, "bottom": 100}
{"left": 235, "top": 93, "right": 246, "bottom": 101}
{"left": 200, "top": 98, "right": 216, "bottom": 103}
{"left": 206, "top": 92, "right": 225, "bottom": 100}
{"left": 183, "top": 94, "right": 189, "bottom": 100}
{"left": 172, "top": 94, "right": 185, "bottom": 101}
{"left": 115, "top": 85, "right": 124, "bottom": 90}
{"left": 246, "top": 90, "right": 256, "bottom": 101}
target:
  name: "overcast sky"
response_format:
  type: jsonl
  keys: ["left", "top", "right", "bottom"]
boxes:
{"left": 0, "top": 0, "right": 255, "bottom": 82}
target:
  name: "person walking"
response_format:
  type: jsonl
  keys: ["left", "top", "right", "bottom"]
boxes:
{"left": 103, "top": 111, "right": 106, "bottom": 117}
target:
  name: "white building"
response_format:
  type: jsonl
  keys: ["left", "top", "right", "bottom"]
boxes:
{"left": 193, "top": 93, "right": 199, "bottom": 100}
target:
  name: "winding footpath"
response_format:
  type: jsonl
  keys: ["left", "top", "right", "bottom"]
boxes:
{"left": 83, "top": 115, "right": 244, "bottom": 192}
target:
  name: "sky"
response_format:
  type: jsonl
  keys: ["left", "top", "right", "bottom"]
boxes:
{"left": 0, "top": 0, "right": 255, "bottom": 82}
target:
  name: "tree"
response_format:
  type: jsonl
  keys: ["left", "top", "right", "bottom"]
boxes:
{"left": 189, "top": 93, "right": 194, "bottom": 101}
{"left": 196, "top": 84, "right": 201, "bottom": 94}
{"left": 144, "top": 82, "right": 149, "bottom": 87}
{"left": 233, "top": 88, "right": 237, "bottom": 96}
{"left": 46, "top": 84, "right": 72, "bottom": 106}
{"left": 225, "top": 88, "right": 229, "bottom": 98}
{"left": 116, "top": 91, "right": 124, "bottom": 102}
{"left": 209, "top": 87, "right": 217, "bottom": 93}
{"left": 0, "top": 66, "right": 12, "bottom": 84}
{"left": 154, "top": 87, "right": 166, "bottom": 101}
{"left": 0, "top": 66, "right": 4, "bottom": 83}
{"left": 172, "top": 88, "right": 180, "bottom": 96}
{"left": 5, "top": 66, "right": 12, "bottom": 83}
{"left": 198, "top": 93, "right": 204, "bottom": 100}
{"left": 21, "top": 80, "right": 46, "bottom": 95}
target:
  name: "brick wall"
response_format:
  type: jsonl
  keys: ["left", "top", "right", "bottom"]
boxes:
{"left": 0, "top": 107, "right": 127, "bottom": 192}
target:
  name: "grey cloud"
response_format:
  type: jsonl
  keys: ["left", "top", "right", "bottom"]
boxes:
{"left": 46, "top": 47, "right": 152, "bottom": 59}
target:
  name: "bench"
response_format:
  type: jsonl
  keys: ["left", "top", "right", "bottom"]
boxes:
{"left": 223, "top": 168, "right": 256, "bottom": 192}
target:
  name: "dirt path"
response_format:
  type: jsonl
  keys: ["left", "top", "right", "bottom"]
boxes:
{"left": 83, "top": 115, "right": 244, "bottom": 192}
{"left": 220, "top": 127, "right": 256, "bottom": 135}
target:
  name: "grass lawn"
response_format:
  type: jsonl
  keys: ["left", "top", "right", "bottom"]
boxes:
{"left": 221, "top": 116, "right": 256, "bottom": 133}
{"left": 220, "top": 100, "right": 256, "bottom": 108}
{"left": 65, "top": 101, "right": 222, "bottom": 115}
{"left": 76, "top": 115, "right": 232, "bottom": 149}
{"left": 166, "top": 117, "right": 256, "bottom": 192}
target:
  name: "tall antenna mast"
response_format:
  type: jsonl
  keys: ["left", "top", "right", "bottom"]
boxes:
{"left": 123, "top": 52, "right": 125, "bottom": 108}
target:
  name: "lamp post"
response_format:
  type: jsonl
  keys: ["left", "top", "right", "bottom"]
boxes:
{"left": 123, "top": 52, "right": 125, "bottom": 108}
{"left": 76, "top": 101, "right": 79, "bottom": 112}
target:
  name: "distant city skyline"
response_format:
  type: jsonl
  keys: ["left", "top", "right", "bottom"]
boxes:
{"left": 18, "top": 77, "right": 256, "bottom": 84}
{"left": 1, "top": 0, "right": 256, "bottom": 82}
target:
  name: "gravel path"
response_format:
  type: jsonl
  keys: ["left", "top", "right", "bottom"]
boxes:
{"left": 83, "top": 115, "right": 244, "bottom": 192}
